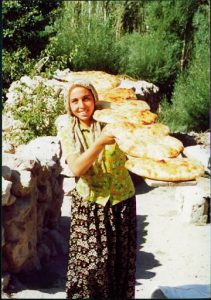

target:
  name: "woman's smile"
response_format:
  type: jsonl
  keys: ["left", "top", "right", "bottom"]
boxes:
{"left": 69, "top": 86, "right": 95, "bottom": 126}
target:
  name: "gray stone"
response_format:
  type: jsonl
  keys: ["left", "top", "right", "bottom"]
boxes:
{"left": 2, "top": 178, "right": 12, "bottom": 206}
{"left": 2, "top": 166, "right": 12, "bottom": 181}
{"left": 63, "top": 177, "right": 76, "bottom": 195}
{"left": 3, "top": 196, "right": 32, "bottom": 223}
{"left": 1, "top": 273, "right": 11, "bottom": 291}
{"left": 3, "top": 142, "right": 15, "bottom": 154}
{"left": 176, "top": 180, "right": 210, "bottom": 225}
{"left": 2, "top": 226, "right": 5, "bottom": 247}
{"left": 16, "top": 136, "right": 61, "bottom": 164}
{"left": 183, "top": 145, "right": 210, "bottom": 174}
{"left": 55, "top": 114, "right": 69, "bottom": 132}
{"left": 59, "top": 155, "right": 75, "bottom": 177}
{"left": 11, "top": 171, "right": 35, "bottom": 197}
{"left": 118, "top": 78, "right": 159, "bottom": 96}
{"left": 2, "top": 136, "right": 64, "bottom": 278}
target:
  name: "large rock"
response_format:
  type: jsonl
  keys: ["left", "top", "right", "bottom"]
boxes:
{"left": 2, "top": 179, "right": 13, "bottom": 206}
{"left": 3, "top": 194, "right": 40, "bottom": 273}
{"left": 16, "top": 136, "right": 62, "bottom": 164}
{"left": 118, "top": 78, "right": 159, "bottom": 96}
{"left": 11, "top": 170, "right": 35, "bottom": 197}
{"left": 183, "top": 145, "right": 210, "bottom": 174}
{"left": 118, "top": 78, "right": 160, "bottom": 111}
{"left": 2, "top": 166, "right": 12, "bottom": 181}
{"left": 176, "top": 177, "right": 210, "bottom": 225}
{"left": 2, "top": 136, "right": 65, "bottom": 278}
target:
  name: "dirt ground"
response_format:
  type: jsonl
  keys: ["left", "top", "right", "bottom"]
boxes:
{"left": 2, "top": 178, "right": 210, "bottom": 299}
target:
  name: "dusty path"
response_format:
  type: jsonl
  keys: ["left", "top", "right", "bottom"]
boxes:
{"left": 2, "top": 179, "right": 210, "bottom": 299}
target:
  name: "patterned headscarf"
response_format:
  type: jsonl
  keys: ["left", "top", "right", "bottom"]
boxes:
{"left": 63, "top": 79, "right": 103, "bottom": 155}
{"left": 64, "top": 79, "right": 99, "bottom": 116}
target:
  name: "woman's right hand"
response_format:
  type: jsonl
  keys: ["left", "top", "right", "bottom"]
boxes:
{"left": 97, "top": 128, "right": 116, "bottom": 146}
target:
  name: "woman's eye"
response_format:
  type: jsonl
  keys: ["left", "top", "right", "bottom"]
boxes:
{"left": 84, "top": 97, "right": 91, "bottom": 101}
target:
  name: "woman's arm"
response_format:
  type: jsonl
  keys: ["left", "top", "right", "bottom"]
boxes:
{"left": 66, "top": 132, "right": 115, "bottom": 177}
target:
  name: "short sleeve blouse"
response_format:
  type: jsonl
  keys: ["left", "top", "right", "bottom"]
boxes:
{"left": 59, "top": 123, "right": 135, "bottom": 206}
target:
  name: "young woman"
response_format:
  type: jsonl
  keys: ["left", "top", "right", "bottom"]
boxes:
{"left": 59, "top": 79, "right": 137, "bottom": 299}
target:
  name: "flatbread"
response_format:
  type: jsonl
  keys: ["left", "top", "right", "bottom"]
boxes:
{"left": 104, "top": 122, "right": 170, "bottom": 140}
{"left": 125, "top": 157, "right": 205, "bottom": 181}
{"left": 111, "top": 99, "right": 150, "bottom": 111}
{"left": 116, "top": 134, "right": 184, "bottom": 160}
{"left": 57, "top": 71, "right": 121, "bottom": 92}
{"left": 93, "top": 109, "right": 128, "bottom": 123}
{"left": 98, "top": 88, "right": 137, "bottom": 102}
{"left": 96, "top": 99, "right": 150, "bottom": 112}
{"left": 93, "top": 109, "right": 157, "bottom": 125}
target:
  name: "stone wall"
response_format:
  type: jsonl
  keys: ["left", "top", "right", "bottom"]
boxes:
{"left": 2, "top": 136, "right": 69, "bottom": 289}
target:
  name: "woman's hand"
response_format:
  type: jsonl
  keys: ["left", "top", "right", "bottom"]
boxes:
{"left": 96, "top": 128, "right": 116, "bottom": 146}
{"left": 66, "top": 128, "right": 115, "bottom": 177}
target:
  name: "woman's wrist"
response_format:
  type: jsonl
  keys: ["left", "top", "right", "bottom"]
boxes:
{"left": 94, "top": 137, "right": 106, "bottom": 148}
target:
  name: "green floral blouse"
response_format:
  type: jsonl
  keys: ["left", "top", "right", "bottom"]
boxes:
{"left": 59, "top": 125, "right": 135, "bottom": 206}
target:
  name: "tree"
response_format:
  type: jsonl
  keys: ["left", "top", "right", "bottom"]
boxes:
{"left": 2, "top": 0, "right": 62, "bottom": 97}
{"left": 159, "top": 2, "right": 209, "bottom": 132}
{"left": 3, "top": 0, "right": 61, "bottom": 56}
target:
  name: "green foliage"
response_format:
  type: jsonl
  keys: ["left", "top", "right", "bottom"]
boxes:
{"left": 2, "top": 0, "right": 62, "bottom": 93}
{"left": 159, "top": 3, "right": 209, "bottom": 133}
{"left": 117, "top": 31, "right": 181, "bottom": 85}
{"left": 117, "top": 0, "right": 200, "bottom": 95}
{"left": 4, "top": 79, "right": 66, "bottom": 145}
{"left": 2, "top": 48, "right": 36, "bottom": 99}
{"left": 3, "top": 0, "right": 61, "bottom": 55}
{"left": 43, "top": 1, "right": 120, "bottom": 74}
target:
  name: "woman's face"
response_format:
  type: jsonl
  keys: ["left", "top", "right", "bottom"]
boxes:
{"left": 69, "top": 86, "right": 95, "bottom": 125}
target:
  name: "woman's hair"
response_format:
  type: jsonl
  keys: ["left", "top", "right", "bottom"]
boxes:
{"left": 64, "top": 79, "right": 99, "bottom": 116}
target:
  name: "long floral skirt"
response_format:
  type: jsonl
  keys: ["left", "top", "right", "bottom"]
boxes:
{"left": 66, "top": 189, "right": 137, "bottom": 299}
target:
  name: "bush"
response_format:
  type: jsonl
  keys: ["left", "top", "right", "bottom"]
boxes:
{"left": 2, "top": 48, "right": 36, "bottom": 99}
{"left": 159, "top": 4, "right": 209, "bottom": 133}
{"left": 117, "top": 31, "right": 181, "bottom": 86}
{"left": 3, "top": 76, "right": 66, "bottom": 145}
{"left": 42, "top": 3, "right": 120, "bottom": 75}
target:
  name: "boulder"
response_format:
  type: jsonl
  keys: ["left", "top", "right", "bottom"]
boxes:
{"left": 176, "top": 177, "right": 210, "bottom": 225}
{"left": 3, "top": 142, "right": 15, "bottom": 154}
{"left": 183, "top": 145, "right": 210, "bottom": 174}
{"left": 11, "top": 170, "right": 36, "bottom": 197}
{"left": 2, "top": 178, "right": 12, "bottom": 206}
{"left": 2, "top": 166, "right": 12, "bottom": 181}
{"left": 118, "top": 78, "right": 159, "bottom": 96}
{"left": 1, "top": 273, "right": 11, "bottom": 291}
{"left": 16, "top": 136, "right": 61, "bottom": 164}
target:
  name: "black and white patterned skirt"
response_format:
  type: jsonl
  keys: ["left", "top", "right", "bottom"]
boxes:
{"left": 66, "top": 188, "right": 137, "bottom": 299}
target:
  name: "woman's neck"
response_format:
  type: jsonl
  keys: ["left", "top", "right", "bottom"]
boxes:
{"left": 79, "top": 118, "right": 93, "bottom": 129}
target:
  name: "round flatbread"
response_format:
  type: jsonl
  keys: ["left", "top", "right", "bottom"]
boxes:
{"left": 58, "top": 71, "right": 121, "bottom": 92}
{"left": 125, "top": 157, "right": 205, "bottom": 181}
{"left": 98, "top": 88, "right": 137, "bottom": 102}
{"left": 93, "top": 109, "right": 157, "bottom": 125}
{"left": 104, "top": 122, "right": 170, "bottom": 140}
{"left": 93, "top": 109, "right": 128, "bottom": 123}
{"left": 116, "top": 134, "right": 184, "bottom": 160}
{"left": 111, "top": 99, "right": 150, "bottom": 111}
{"left": 96, "top": 99, "right": 150, "bottom": 112}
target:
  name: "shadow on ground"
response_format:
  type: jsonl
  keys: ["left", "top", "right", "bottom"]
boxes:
{"left": 135, "top": 214, "right": 161, "bottom": 284}
{"left": 132, "top": 174, "right": 155, "bottom": 195}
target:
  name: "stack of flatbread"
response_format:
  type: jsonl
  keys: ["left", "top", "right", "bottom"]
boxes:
{"left": 54, "top": 70, "right": 121, "bottom": 92}
{"left": 93, "top": 98, "right": 204, "bottom": 182}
